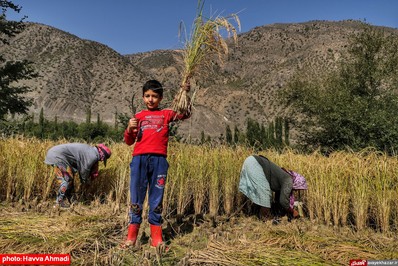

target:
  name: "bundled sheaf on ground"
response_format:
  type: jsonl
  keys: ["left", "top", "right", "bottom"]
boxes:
{"left": 1, "top": 137, "right": 398, "bottom": 265}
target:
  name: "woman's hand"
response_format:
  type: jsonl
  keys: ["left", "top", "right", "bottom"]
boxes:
{"left": 287, "top": 207, "right": 300, "bottom": 221}
{"left": 292, "top": 209, "right": 300, "bottom": 218}
{"left": 90, "top": 162, "right": 99, "bottom": 180}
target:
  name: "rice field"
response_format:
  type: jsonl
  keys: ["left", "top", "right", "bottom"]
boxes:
{"left": 1, "top": 137, "right": 398, "bottom": 265}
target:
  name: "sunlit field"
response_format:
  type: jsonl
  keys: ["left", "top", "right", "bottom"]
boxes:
{"left": 1, "top": 137, "right": 397, "bottom": 265}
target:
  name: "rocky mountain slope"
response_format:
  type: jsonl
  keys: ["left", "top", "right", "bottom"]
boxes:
{"left": 2, "top": 20, "right": 396, "bottom": 140}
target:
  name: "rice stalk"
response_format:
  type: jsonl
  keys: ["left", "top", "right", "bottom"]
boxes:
{"left": 208, "top": 149, "right": 222, "bottom": 217}
{"left": 175, "top": 147, "right": 193, "bottom": 216}
{"left": 172, "top": 0, "right": 240, "bottom": 114}
{"left": 221, "top": 146, "right": 246, "bottom": 215}
{"left": 42, "top": 166, "right": 55, "bottom": 201}
{"left": 191, "top": 146, "right": 211, "bottom": 214}
{"left": 22, "top": 140, "right": 49, "bottom": 201}
{"left": 305, "top": 164, "right": 328, "bottom": 223}
{"left": 349, "top": 156, "right": 371, "bottom": 231}
{"left": 163, "top": 152, "right": 178, "bottom": 217}
{"left": 5, "top": 138, "right": 26, "bottom": 201}
{"left": 110, "top": 150, "right": 131, "bottom": 213}
{"left": 372, "top": 156, "right": 393, "bottom": 233}
{"left": 327, "top": 153, "right": 350, "bottom": 226}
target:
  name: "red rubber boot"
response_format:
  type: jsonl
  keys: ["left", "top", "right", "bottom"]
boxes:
{"left": 150, "top": 224, "right": 163, "bottom": 247}
{"left": 121, "top": 223, "right": 140, "bottom": 248}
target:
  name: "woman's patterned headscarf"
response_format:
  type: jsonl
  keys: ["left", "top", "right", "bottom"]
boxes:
{"left": 286, "top": 170, "right": 308, "bottom": 209}
{"left": 96, "top": 143, "right": 111, "bottom": 166}
{"left": 288, "top": 170, "right": 308, "bottom": 190}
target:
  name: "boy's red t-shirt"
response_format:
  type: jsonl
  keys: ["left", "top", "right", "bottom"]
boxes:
{"left": 124, "top": 108, "right": 189, "bottom": 157}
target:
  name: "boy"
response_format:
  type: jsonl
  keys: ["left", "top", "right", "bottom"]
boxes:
{"left": 44, "top": 143, "right": 112, "bottom": 208}
{"left": 122, "top": 79, "right": 191, "bottom": 248}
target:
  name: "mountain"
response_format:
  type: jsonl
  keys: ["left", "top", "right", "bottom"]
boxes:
{"left": 2, "top": 20, "right": 396, "bottom": 140}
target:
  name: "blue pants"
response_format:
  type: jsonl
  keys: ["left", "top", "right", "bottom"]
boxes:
{"left": 129, "top": 154, "right": 168, "bottom": 225}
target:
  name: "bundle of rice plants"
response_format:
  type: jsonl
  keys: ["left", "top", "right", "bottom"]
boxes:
{"left": 172, "top": 0, "right": 240, "bottom": 114}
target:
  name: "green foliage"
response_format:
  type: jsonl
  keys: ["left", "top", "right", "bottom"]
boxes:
{"left": 78, "top": 123, "right": 106, "bottom": 142}
{"left": 267, "top": 120, "right": 275, "bottom": 146}
{"left": 242, "top": 117, "right": 289, "bottom": 151}
{"left": 0, "top": 0, "right": 38, "bottom": 119}
{"left": 0, "top": 114, "right": 124, "bottom": 142}
{"left": 275, "top": 117, "right": 283, "bottom": 146}
{"left": 96, "top": 113, "right": 100, "bottom": 126}
{"left": 284, "top": 119, "right": 290, "bottom": 146}
{"left": 38, "top": 107, "right": 44, "bottom": 138}
{"left": 169, "top": 121, "right": 182, "bottom": 141}
{"left": 116, "top": 113, "right": 130, "bottom": 129}
{"left": 0, "top": 0, "right": 24, "bottom": 44}
{"left": 58, "top": 121, "right": 79, "bottom": 140}
{"left": 246, "top": 118, "right": 261, "bottom": 148}
{"left": 233, "top": 125, "right": 240, "bottom": 145}
{"left": 85, "top": 108, "right": 91, "bottom": 124}
{"left": 0, "top": 59, "right": 38, "bottom": 119}
{"left": 200, "top": 130, "right": 205, "bottom": 144}
{"left": 281, "top": 24, "right": 398, "bottom": 154}
{"left": 0, "top": 107, "right": 182, "bottom": 143}
{"left": 225, "top": 125, "right": 232, "bottom": 145}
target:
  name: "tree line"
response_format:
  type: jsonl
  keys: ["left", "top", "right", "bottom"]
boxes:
{"left": 1, "top": 107, "right": 290, "bottom": 150}
{"left": 0, "top": 108, "right": 125, "bottom": 142}
{"left": 217, "top": 117, "right": 289, "bottom": 150}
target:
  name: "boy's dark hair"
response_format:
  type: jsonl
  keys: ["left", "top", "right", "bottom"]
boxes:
{"left": 143, "top": 80, "right": 163, "bottom": 97}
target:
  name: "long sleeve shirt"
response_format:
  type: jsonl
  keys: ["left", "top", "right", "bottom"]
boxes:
{"left": 253, "top": 155, "right": 293, "bottom": 210}
{"left": 44, "top": 143, "right": 99, "bottom": 182}
{"left": 124, "top": 108, "right": 190, "bottom": 156}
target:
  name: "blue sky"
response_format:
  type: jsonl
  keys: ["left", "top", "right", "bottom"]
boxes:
{"left": 6, "top": 0, "right": 398, "bottom": 55}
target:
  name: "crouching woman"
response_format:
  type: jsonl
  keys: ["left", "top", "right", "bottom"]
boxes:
{"left": 239, "top": 155, "right": 308, "bottom": 221}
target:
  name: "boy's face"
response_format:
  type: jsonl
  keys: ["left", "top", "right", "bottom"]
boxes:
{"left": 143, "top": 89, "right": 162, "bottom": 110}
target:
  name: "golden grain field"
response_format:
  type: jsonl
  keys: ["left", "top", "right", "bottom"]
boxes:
{"left": 1, "top": 137, "right": 398, "bottom": 233}
{"left": 1, "top": 137, "right": 398, "bottom": 265}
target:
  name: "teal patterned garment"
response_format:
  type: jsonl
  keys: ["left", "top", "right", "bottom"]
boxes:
{"left": 239, "top": 155, "right": 272, "bottom": 208}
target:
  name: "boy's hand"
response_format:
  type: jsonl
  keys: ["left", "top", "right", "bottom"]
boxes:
{"left": 181, "top": 81, "right": 191, "bottom": 92}
{"left": 127, "top": 117, "right": 138, "bottom": 133}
